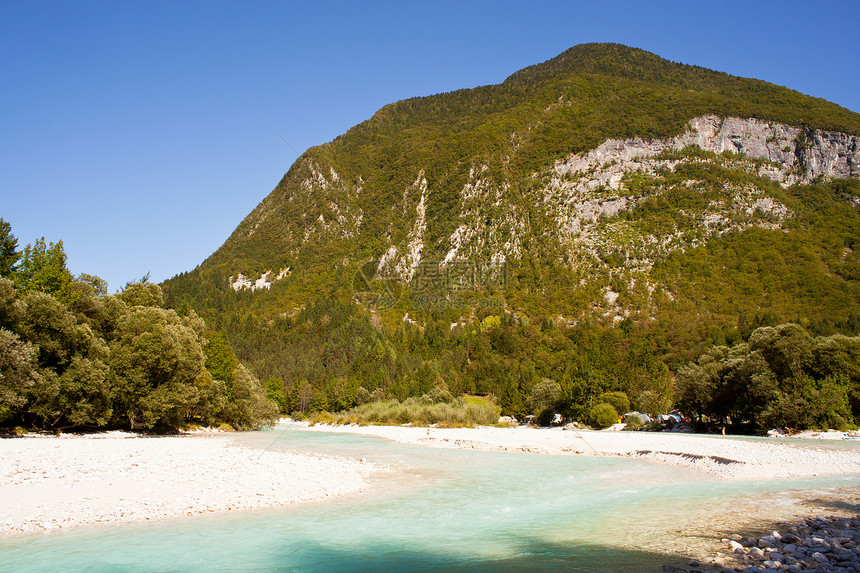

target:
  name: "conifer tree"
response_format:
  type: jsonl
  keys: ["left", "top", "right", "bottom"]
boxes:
{"left": 0, "top": 218, "right": 20, "bottom": 278}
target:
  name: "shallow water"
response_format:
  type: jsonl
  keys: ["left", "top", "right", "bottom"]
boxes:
{"left": 2, "top": 426, "right": 859, "bottom": 572}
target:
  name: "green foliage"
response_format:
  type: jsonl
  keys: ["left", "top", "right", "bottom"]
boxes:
{"left": 108, "top": 305, "right": 211, "bottom": 430}
{"left": 760, "top": 375, "right": 852, "bottom": 431}
{"left": 318, "top": 390, "right": 500, "bottom": 427}
{"left": 204, "top": 331, "right": 240, "bottom": 384}
{"left": 0, "top": 218, "right": 20, "bottom": 278}
{"left": 588, "top": 402, "right": 619, "bottom": 429}
{"left": 0, "top": 249, "right": 274, "bottom": 431}
{"left": 118, "top": 281, "right": 165, "bottom": 308}
{"left": 597, "top": 391, "right": 630, "bottom": 415}
{"left": 13, "top": 238, "right": 74, "bottom": 305}
{"left": 678, "top": 323, "right": 860, "bottom": 431}
{"left": 0, "top": 329, "right": 40, "bottom": 421}
{"left": 264, "top": 376, "right": 290, "bottom": 413}
{"left": 0, "top": 278, "right": 24, "bottom": 331}
{"left": 157, "top": 45, "right": 860, "bottom": 430}
{"left": 527, "top": 378, "right": 561, "bottom": 415}
{"left": 218, "top": 364, "right": 278, "bottom": 430}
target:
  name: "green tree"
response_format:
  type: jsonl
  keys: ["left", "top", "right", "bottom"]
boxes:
{"left": 19, "top": 291, "right": 112, "bottom": 428}
{"left": 0, "top": 278, "right": 24, "bottom": 331}
{"left": 527, "top": 378, "right": 562, "bottom": 416}
{"left": 118, "top": 281, "right": 165, "bottom": 308}
{"left": 108, "top": 305, "right": 213, "bottom": 430}
{"left": 0, "top": 329, "right": 41, "bottom": 421}
{"left": 588, "top": 402, "right": 619, "bottom": 429}
{"left": 204, "top": 331, "right": 239, "bottom": 384}
{"left": 0, "top": 218, "right": 20, "bottom": 278}
{"left": 597, "top": 391, "right": 630, "bottom": 415}
{"left": 219, "top": 364, "right": 278, "bottom": 430}
{"left": 13, "top": 238, "right": 74, "bottom": 305}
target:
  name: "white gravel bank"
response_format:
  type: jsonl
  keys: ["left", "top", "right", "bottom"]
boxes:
{"left": 0, "top": 431, "right": 383, "bottom": 535}
{"left": 297, "top": 424, "right": 860, "bottom": 480}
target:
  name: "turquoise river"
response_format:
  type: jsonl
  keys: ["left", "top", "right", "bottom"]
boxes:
{"left": 1, "top": 426, "right": 859, "bottom": 572}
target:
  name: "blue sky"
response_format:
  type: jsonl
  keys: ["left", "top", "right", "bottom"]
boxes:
{"left": 2, "top": 0, "right": 859, "bottom": 291}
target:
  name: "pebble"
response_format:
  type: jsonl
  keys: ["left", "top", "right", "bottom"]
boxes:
{"left": 666, "top": 515, "right": 860, "bottom": 573}
{"left": 0, "top": 434, "right": 386, "bottom": 535}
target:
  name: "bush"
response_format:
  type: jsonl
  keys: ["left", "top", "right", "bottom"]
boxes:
{"left": 597, "top": 391, "right": 630, "bottom": 415}
{"left": 313, "top": 394, "right": 500, "bottom": 427}
{"left": 589, "top": 403, "right": 619, "bottom": 429}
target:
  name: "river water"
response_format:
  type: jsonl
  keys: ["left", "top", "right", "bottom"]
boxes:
{"left": 2, "top": 426, "right": 859, "bottom": 572}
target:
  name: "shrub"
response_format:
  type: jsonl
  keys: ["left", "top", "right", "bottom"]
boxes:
{"left": 313, "top": 394, "right": 500, "bottom": 427}
{"left": 589, "top": 403, "right": 619, "bottom": 429}
{"left": 597, "top": 391, "right": 630, "bottom": 415}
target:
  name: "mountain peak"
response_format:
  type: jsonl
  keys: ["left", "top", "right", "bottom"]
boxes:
{"left": 504, "top": 43, "right": 685, "bottom": 85}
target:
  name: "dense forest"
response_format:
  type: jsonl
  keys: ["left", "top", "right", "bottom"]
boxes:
{"left": 156, "top": 44, "right": 860, "bottom": 434}
{"left": 0, "top": 218, "right": 277, "bottom": 432}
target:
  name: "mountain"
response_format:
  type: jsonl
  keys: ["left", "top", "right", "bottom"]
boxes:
{"left": 162, "top": 44, "right": 860, "bottom": 418}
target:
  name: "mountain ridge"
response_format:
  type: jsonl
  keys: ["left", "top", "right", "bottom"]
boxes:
{"left": 162, "top": 42, "right": 859, "bottom": 354}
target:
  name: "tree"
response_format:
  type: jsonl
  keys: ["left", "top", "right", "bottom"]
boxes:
{"left": 118, "top": 280, "right": 165, "bottom": 308}
{"left": 19, "top": 290, "right": 112, "bottom": 428}
{"left": 13, "top": 238, "right": 74, "bottom": 305}
{"left": 0, "top": 218, "right": 20, "bottom": 278}
{"left": 204, "top": 331, "right": 239, "bottom": 384}
{"left": 218, "top": 364, "right": 278, "bottom": 430}
{"left": 588, "top": 402, "right": 618, "bottom": 429}
{"left": 0, "top": 278, "right": 24, "bottom": 331}
{"left": 597, "top": 391, "right": 630, "bottom": 415}
{"left": 0, "top": 329, "right": 41, "bottom": 421}
{"left": 108, "top": 305, "right": 213, "bottom": 430}
{"left": 527, "top": 378, "right": 562, "bottom": 415}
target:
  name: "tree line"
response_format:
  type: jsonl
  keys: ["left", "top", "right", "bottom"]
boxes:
{"left": 676, "top": 323, "right": 860, "bottom": 431}
{"left": 0, "top": 218, "right": 277, "bottom": 432}
{"left": 160, "top": 279, "right": 860, "bottom": 434}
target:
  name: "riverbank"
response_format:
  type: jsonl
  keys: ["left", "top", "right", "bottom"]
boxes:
{"left": 295, "top": 423, "right": 860, "bottom": 480}
{"left": 0, "top": 431, "right": 384, "bottom": 535}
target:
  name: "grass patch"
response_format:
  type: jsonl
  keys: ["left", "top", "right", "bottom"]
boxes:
{"left": 311, "top": 396, "right": 501, "bottom": 427}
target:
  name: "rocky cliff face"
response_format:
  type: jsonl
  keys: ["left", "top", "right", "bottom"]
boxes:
{"left": 538, "top": 115, "right": 860, "bottom": 274}
{"left": 224, "top": 116, "right": 860, "bottom": 305}
{"left": 553, "top": 115, "right": 859, "bottom": 186}
{"left": 425, "top": 116, "right": 857, "bottom": 274}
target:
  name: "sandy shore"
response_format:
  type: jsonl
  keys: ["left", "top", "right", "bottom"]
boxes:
{"left": 296, "top": 423, "right": 860, "bottom": 480}
{"left": 0, "top": 431, "right": 383, "bottom": 535}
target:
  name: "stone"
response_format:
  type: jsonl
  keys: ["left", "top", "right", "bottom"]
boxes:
{"left": 813, "top": 551, "right": 831, "bottom": 564}
{"left": 749, "top": 547, "right": 766, "bottom": 559}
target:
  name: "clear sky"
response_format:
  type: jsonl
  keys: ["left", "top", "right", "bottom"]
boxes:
{"left": 2, "top": 0, "right": 858, "bottom": 291}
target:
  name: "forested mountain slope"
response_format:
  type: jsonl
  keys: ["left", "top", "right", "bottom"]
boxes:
{"left": 162, "top": 44, "right": 860, "bottom": 425}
